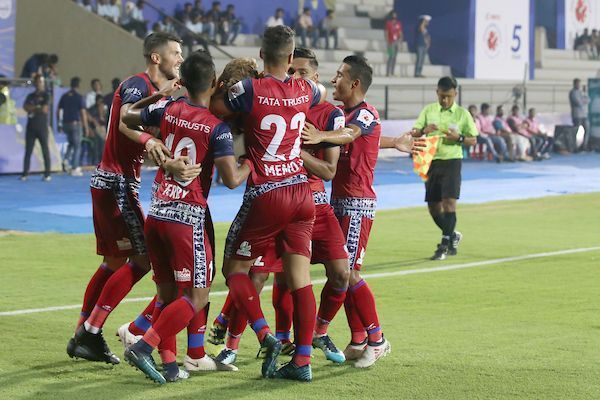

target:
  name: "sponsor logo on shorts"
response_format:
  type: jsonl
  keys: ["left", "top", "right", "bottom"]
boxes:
{"left": 236, "top": 241, "right": 252, "bottom": 257}
{"left": 116, "top": 237, "right": 133, "bottom": 251}
{"left": 174, "top": 268, "right": 192, "bottom": 282}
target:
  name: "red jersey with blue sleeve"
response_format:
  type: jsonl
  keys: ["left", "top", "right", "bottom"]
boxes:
{"left": 99, "top": 73, "right": 159, "bottom": 180}
{"left": 305, "top": 101, "right": 345, "bottom": 193}
{"left": 140, "top": 97, "right": 234, "bottom": 207}
{"left": 225, "top": 76, "right": 320, "bottom": 186}
{"left": 332, "top": 101, "right": 381, "bottom": 199}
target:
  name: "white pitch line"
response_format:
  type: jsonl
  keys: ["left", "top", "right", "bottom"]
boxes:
{"left": 1, "top": 246, "right": 599, "bottom": 317}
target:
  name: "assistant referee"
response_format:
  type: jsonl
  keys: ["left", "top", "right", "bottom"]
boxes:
{"left": 411, "top": 76, "right": 478, "bottom": 260}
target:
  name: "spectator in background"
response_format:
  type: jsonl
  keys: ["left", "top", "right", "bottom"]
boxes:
{"left": 385, "top": 10, "right": 403, "bottom": 77}
{"left": 176, "top": 2, "right": 195, "bottom": 23}
{"left": 296, "top": 7, "right": 318, "bottom": 48}
{"left": 220, "top": 4, "right": 240, "bottom": 45}
{"left": 493, "top": 105, "right": 528, "bottom": 161}
{"left": 593, "top": 29, "right": 600, "bottom": 57}
{"left": 183, "top": 12, "right": 205, "bottom": 52}
{"left": 105, "top": 0, "right": 121, "bottom": 24}
{"left": 204, "top": 1, "right": 222, "bottom": 43}
{"left": 266, "top": 8, "right": 284, "bottom": 28}
{"left": 21, "top": 74, "right": 51, "bottom": 182}
{"left": 468, "top": 105, "right": 501, "bottom": 162}
{"left": 96, "top": 0, "right": 110, "bottom": 19}
{"left": 104, "top": 77, "right": 120, "bottom": 108}
{"left": 193, "top": 0, "right": 205, "bottom": 16}
{"left": 21, "top": 53, "right": 49, "bottom": 79}
{"left": 414, "top": 14, "right": 431, "bottom": 78}
{"left": 0, "top": 77, "right": 17, "bottom": 125}
{"left": 525, "top": 108, "right": 553, "bottom": 158}
{"left": 79, "top": 0, "right": 93, "bottom": 12}
{"left": 42, "top": 54, "right": 61, "bottom": 88}
{"left": 320, "top": 9, "right": 338, "bottom": 50}
{"left": 58, "top": 77, "right": 89, "bottom": 176}
{"left": 574, "top": 28, "right": 594, "bottom": 58}
{"left": 122, "top": 0, "right": 147, "bottom": 38}
{"left": 478, "top": 103, "right": 511, "bottom": 162}
{"left": 149, "top": 22, "right": 162, "bottom": 35}
{"left": 506, "top": 105, "right": 536, "bottom": 161}
{"left": 85, "top": 78, "right": 103, "bottom": 108}
{"left": 569, "top": 78, "right": 590, "bottom": 151}
{"left": 86, "top": 94, "right": 108, "bottom": 166}
{"left": 160, "top": 15, "right": 177, "bottom": 34}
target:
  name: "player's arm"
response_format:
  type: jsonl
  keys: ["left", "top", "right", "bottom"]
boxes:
{"left": 300, "top": 145, "right": 340, "bottom": 181}
{"left": 215, "top": 156, "right": 252, "bottom": 189}
{"left": 162, "top": 156, "right": 202, "bottom": 182}
{"left": 380, "top": 133, "right": 415, "bottom": 153}
{"left": 210, "top": 79, "right": 253, "bottom": 118}
{"left": 302, "top": 122, "right": 360, "bottom": 145}
{"left": 212, "top": 122, "right": 250, "bottom": 189}
{"left": 121, "top": 79, "right": 180, "bottom": 126}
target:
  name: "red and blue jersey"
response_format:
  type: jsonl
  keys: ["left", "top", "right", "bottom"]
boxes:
{"left": 99, "top": 73, "right": 159, "bottom": 180}
{"left": 225, "top": 75, "right": 320, "bottom": 186}
{"left": 140, "top": 97, "right": 234, "bottom": 207}
{"left": 332, "top": 101, "right": 381, "bottom": 199}
{"left": 305, "top": 101, "right": 345, "bottom": 193}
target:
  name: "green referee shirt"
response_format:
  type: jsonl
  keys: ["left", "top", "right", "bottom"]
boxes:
{"left": 413, "top": 102, "right": 478, "bottom": 160}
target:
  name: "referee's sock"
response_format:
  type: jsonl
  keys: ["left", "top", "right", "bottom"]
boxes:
{"left": 431, "top": 213, "right": 445, "bottom": 232}
{"left": 442, "top": 212, "right": 457, "bottom": 245}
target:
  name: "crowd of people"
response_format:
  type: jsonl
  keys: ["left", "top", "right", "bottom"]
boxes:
{"left": 64, "top": 29, "right": 412, "bottom": 384}
{"left": 573, "top": 28, "right": 600, "bottom": 59}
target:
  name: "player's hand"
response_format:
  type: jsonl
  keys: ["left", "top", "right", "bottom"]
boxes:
{"left": 411, "top": 137, "right": 428, "bottom": 155}
{"left": 146, "top": 138, "right": 171, "bottom": 166}
{"left": 164, "top": 156, "right": 202, "bottom": 181}
{"left": 423, "top": 124, "right": 438, "bottom": 134}
{"left": 392, "top": 133, "right": 414, "bottom": 153}
{"left": 301, "top": 122, "right": 324, "bottom": 145}
{"left": 159, "top": 79, "right": 181, "bottom": 97}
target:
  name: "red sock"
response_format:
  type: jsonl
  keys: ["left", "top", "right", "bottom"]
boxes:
{"left": 214, "top": 293, "right": 234, "bottom": 327}
{"left": 144, "top": 296, "right": 196, "bottom": 349}
{"left": 86, "top": 262, "right": 148, "bottom": 331}
{"left": 158, "top": 335, "right": 177, "bottom": 365}
{"left": 272, "top": 280, "right": 293, "bottom": 342}
{"left": 225, "top": 304, "right": 248, "bottom": 350}
{"left": 226, "top": 273, "right": 270, "bottom": 342}
{"left": 315, "top": 281, "right": 347, "bottom": 336}
{"left": 128, "top": 295, "right": 156, "bottom": 336}
{"left": 344, "top": 290, "right": 367, "bottom": 344}
{"left": 76, "top": 263, "right": 113, "bottom": 330}
{"left": 350, "top": 280, "right": 382, "bottom": 343}
{"left": 187, "top": 303, "right": 209, "bottom": 359}
{"left": 291, "top": 285, "right": 316, "bottom": 367}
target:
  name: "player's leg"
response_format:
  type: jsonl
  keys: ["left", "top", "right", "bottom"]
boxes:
{"left": 116, "top": 295, "right": 157, "bottom": 349}
{"left": 272, "top": 271, "right": 295, "bottom": 354}
{"left": 313, "top": 258, "right": 349, "bottom": 363}
{"left": 207, "top": 292, "right": 233, "bottom": 345}
{"left": 312, "top": 206, "right": 350, "bottom": 363}
{"left": 273, "top": 185, "right": 316, "bottom": 382}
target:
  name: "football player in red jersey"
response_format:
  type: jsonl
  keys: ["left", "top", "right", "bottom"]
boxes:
{"left": 120, "top": 50, "right": 252, "bottom": 384}
{"left": 67, "top": 33, "right": 199, "bottom": 364}
{"left": 303, "top": 55, "right": 414, "bottom": 368}
{"left": 210, "top": 25, "right": 321, "bottom": 382}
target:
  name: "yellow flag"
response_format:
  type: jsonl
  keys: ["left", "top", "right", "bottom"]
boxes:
{"left": 412, "top": 136, "right": 440, "bottom": 181}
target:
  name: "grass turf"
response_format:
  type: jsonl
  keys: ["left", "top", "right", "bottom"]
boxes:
{"left": 0, "top": 193, "right": 599, "bottom": 399}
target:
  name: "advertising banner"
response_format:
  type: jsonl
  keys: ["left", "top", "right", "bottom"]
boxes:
{"left": 564, "top": 0, "right": 599, "bottom": 50}
{"left": 474, "top": 0, "right": 531, "bottom": 80}
{"left": 0, "top": 0, "right": 16, "bottom": 77}
{"left": 587, "top": 78, "right": 600, "bottom": 144}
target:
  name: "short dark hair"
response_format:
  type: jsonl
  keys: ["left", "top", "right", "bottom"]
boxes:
{"left": 437, "top": 76, "right": 457, "bottom": 91}
{"left": 573, "top": 78, "right": 581, "bottom": 85}
{"left": 326, "top": 9, "right": 334, "bottom": 16}
{"left": 91, "top": 78, "right": 101, "bottom": 86}
{"left": 303, "top": 7, "right": 310, "bottom": 12}
{"left": 468, "top": 104, "right": 477, "bottom": 112}
{"left": 511, "top": 104, "right": 520, "bottom": 111}
{"left": 111, "top": 77, "right": 120, "bottom": 90}
{"left": 293, "top": 46, "right": 318, "bottom": 69}
{"left": 49, "top": 54, "right": 59, "bottom": 64}
{"left": 343, "top": 54, "right": 373, "bottom": 91}
{"left": 496, "top": 105, "right": 503, "bottom": 113}
{"left": 70, "top": 77, "right": 80, "bottom": 88}
{"left": 261, "top": 25, "right": 295, "bottom": 65}
{"left": 143, "top": 32, "right": 183, "bottom": 60}
{"left": 481, "top": 102, "right": 490, "bottom": 111}
{"left": 180, "top": 50, "right": 215, "bottom": 96}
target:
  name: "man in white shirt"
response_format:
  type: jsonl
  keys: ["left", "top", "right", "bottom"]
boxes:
{"left": 266, "top": 8, "right": 284, "bottom": 28}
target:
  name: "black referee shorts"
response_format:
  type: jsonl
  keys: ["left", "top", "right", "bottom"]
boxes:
{"left": 424, "top": 159, "right": 462, "bottom": 202}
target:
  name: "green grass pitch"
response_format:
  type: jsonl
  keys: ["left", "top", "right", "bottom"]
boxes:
{"left": 0, "top": 193, "right": 599, "bottom": 399}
